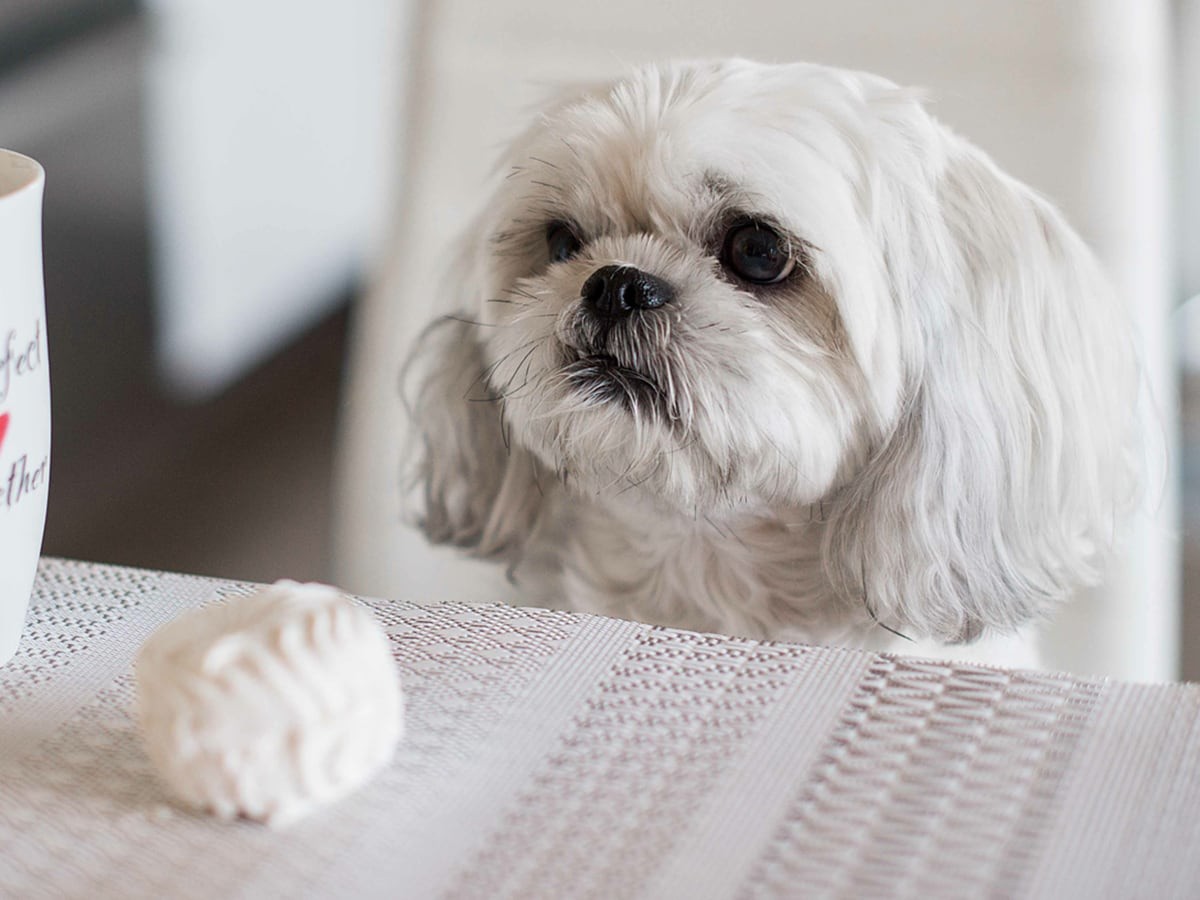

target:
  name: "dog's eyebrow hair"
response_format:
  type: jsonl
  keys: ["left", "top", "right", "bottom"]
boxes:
{"left": 698, "top": 171, "right": 774, "bottom": 209}
{"left": 700, "top": 171, "right": 737, "bottom": 197}
{"left": 698, "top": 171, "right": 767, "bottom": 217}
{"left": 693, "top": 172, "right": 761, "bottom": 215}
{"left": 697, "top": 170, "right": 820, "bottom": 257}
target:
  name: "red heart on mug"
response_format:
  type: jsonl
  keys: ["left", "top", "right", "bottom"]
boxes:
{"left": 0, "top": 412, "right": 8, "bottom": 454}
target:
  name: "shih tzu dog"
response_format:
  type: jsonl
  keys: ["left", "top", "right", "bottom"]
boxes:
{"left": 402, "top": 58, "right": 1141, "bottom": 666}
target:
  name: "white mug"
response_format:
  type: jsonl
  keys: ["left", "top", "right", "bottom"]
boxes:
{"left": 0, "top": 150, "right": 49, "bottom": 666}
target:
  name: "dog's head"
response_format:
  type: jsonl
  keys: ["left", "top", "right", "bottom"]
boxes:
{"left": 407, "top": 59, "right": 1142, "bottom": 644}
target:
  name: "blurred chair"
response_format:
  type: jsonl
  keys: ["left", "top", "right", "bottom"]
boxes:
{"left": 142, "top": 0, "right": 401, "bottom": 397}
{"left": 334, "top": 0, "right": 1178, "bottom": 679}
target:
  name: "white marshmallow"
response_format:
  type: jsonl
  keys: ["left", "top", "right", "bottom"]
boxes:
{"left": 135, "top": 580, "right": 402, "bottom": 827}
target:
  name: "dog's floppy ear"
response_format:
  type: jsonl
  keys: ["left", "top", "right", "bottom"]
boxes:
{"left": 399, "top": 81, "right": 622, "bottom": 566}
{"left": 402, "top": 312, "right": 545, "bottom": 562}
{"left": 824, "top": 132, "right": 1142, "bottom": 644}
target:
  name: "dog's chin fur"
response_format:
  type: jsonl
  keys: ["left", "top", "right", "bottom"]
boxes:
{"left": 403, "top": 58, "right": 1143, "bottom": 667}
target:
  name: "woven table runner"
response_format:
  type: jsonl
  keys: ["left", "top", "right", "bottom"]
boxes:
{"left": 1, "top": 559, "right": 1197, "bottom": 898}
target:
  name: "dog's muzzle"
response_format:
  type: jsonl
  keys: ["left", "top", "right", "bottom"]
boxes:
{"left": 581, "top": 265, "right": 675, "bottom": 318}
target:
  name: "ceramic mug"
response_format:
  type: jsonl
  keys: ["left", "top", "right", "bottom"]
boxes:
{"left": 0, "top": 150, "right": 49, "bottom": 666}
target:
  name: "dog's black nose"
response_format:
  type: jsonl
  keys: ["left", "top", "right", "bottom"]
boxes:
{"left": 581, "top": 265, "right": 675, "bottom": 318}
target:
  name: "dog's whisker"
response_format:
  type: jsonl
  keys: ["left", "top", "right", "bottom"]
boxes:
{"left": 703, "top": 514, "right": 750, "bottom": 552}
{"left": 531, "top": 459, "right": 544, "bottom": 497}
{"left": 489, "top": 338, "right": 566, "bottom": 404}
{"left": 615, "top": 466, "right": 658, "bottom": 496}
{"left": 496, "top": 344, "right": 545, "bottom": 401}
{"left": 498, "top": 405, "right": 512, "bottom": 455}
{"left": 514, "top": 342, "right": 542, "bottom": 385}
{"left": 443, "top": 314, "right": 498, "bottom": 328}
{"left": 464, "top": 334, "right": 550, "bottom": 402}
{"left": 762, "top": 434, "right": 816, "bottom": 493}
{"left": 504, "top": 286, "right": 544, "bottom": 303}
{"left": 861, "top": 558, "right": 913, "bottom": 642}
{"left": 666, "top": 436, "right": 699, "bottom": 455}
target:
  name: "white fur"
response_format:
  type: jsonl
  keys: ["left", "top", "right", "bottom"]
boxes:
{"left": 403, "top": 59, "right": 1143, "bottom": 668}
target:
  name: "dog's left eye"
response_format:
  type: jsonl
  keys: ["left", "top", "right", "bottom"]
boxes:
{"left": 547, "top": 222, "right": 582, "bottom": 263}
{"left": 721, "top": 221, "right": 796, "bottom": 284}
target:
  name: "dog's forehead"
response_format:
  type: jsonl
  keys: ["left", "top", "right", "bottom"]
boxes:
{"left": 520, "top": 68, "right": 872, "bottom": 236}
{"left": 535, "top": 110, "right": 729, "bottom": 232}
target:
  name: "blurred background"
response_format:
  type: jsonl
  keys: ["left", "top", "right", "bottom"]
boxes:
{"left": 0, "top": 0, "right": 1196, "bottom": 678}
{"left": 0, "top": 0, "right": 401, "bottom": 581}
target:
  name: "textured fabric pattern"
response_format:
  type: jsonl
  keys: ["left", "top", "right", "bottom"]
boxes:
{"left": 1, "top": 560, "right": 1198, "bottom": 899}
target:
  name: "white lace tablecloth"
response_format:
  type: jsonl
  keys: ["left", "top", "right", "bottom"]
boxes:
{"left": 2, "top": 559, "right": 1199, "bottom": 899}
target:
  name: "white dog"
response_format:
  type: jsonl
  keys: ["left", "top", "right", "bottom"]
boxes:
{"left": 403, "top": 59, "right": 1142, "bottom": 667}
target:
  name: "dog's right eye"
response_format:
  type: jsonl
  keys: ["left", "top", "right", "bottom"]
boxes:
{"left": 721, "top": 221, "right": 796, "bottom": 285}
{"left": 547, "top": 223, "right": 582, "bottom": 263}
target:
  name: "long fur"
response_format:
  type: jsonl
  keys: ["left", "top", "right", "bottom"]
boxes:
{"left": 402, "top": 59, "right": 1142, "bottom": 660}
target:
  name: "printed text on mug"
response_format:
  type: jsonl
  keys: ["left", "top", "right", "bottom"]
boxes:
{"left": 0, "top": 320, "right": 43, "bottom": 404}
{"left": 3, "top": 453, "right": 48, "bottom": 511}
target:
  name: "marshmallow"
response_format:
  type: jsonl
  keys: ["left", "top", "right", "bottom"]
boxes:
{"left": 135, "top": 581, "right": 402, "bottom": 827}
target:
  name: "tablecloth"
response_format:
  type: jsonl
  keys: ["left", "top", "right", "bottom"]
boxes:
{"left": 1, "top": 559, "right": 1198, "bottom": 898}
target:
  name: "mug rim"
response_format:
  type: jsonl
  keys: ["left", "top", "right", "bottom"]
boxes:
{"left": 0, "top": 149, "right": 43, "bottom": 200}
